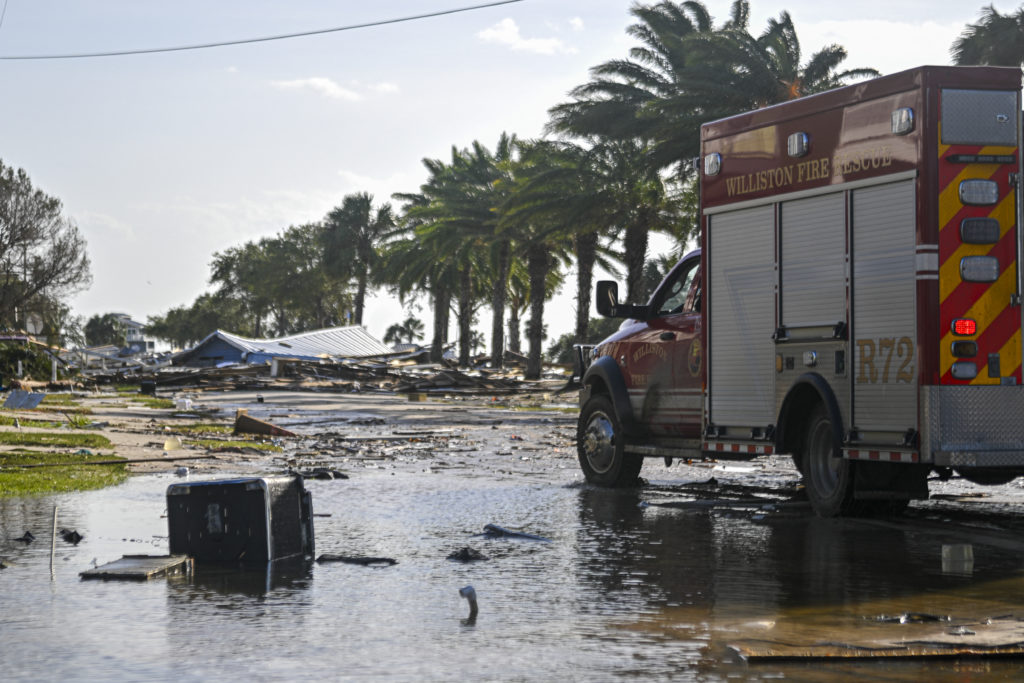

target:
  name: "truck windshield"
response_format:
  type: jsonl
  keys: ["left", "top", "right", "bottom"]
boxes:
{"left": 654, "top": 258, "right": 700, "bottom": 316}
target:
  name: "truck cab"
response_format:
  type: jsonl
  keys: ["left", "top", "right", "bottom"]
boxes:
{"left": 577, "top": 249, "right": 703, "bottom": 485}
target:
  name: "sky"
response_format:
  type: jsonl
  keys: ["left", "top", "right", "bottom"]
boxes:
{"left": 0, "top": 0, "right": 1017, "bottom": 348}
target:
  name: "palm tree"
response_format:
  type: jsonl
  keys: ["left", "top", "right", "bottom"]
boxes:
{"left": 384, "top": 314, "right": 425, "bottom": 345}
{"left": 549, "top": 1, "right": 876, "bottom": 175}
{"left": 394, "top": 136, "right": 518, "bottom": 367}
{"left": 952, "top": 4, "right": 1024, "bottom": 66}
{"left": 323, "top": 193, "right": 395, "bottom": 326}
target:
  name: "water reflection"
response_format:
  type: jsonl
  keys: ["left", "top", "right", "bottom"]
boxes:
{"left": 5, "top": 472, "right": 1024, "bottom": 679}
{"left": 575, "top": 485, "right": 1024, "bottom": 674}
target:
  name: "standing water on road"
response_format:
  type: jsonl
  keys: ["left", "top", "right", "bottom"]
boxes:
{"left": 4, "top": 407, "right": 1024, "bottom": 679}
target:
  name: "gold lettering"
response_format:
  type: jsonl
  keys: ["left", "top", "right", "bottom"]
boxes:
{"left": 856, "top": 339, "right": 877, "bottom": 383}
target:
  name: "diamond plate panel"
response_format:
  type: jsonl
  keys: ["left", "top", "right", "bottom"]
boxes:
{"left": 923, "top": 386, "right": 1024, "bottom": 466}
{"left": 941, "top": 89, "right": 1018, "bottom": 146}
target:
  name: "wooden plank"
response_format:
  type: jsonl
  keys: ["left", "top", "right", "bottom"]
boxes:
{"left": 80, "top": 555, "right": 193, "bottom": 581}
{"left": 731, "top": 618, "right": 1024, "bottom": 660}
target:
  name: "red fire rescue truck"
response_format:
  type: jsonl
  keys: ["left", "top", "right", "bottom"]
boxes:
{"left": 577, "top": 65, "right": 1024, "bottom": 516}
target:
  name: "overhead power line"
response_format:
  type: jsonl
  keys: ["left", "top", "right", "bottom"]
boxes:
{"left": 0, "top": 0, "right": 525, "bottom": 60}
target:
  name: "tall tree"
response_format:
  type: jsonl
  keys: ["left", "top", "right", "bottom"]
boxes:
{"left": 549, "top": 1, "right": 876, "bottom": 175}
{"left": 393, "top": 137, "right": 515, "bottom": 366}
{"left": 84, "top": 313, "right": 124, "bottom": 347}
{"left": 0, "top": 160, "right": 91, "bottom": 330}
{"left": 952, "top": 4, "right": 1024, "bottom": 66}
{"left": 323, "top": 193, "right": 395, "bottom": 326}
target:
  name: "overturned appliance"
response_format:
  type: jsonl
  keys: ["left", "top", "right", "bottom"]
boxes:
{"left": 167, "top": 475, "right": 314, "bottom": 565}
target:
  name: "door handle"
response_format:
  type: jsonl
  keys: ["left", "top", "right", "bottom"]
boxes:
{"left": 659, "top": 332, "right": 676, "bottom": 341}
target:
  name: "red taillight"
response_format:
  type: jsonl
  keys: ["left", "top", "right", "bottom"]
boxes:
{"left": 952, "top": 318, "right": 977, "bottom": 336}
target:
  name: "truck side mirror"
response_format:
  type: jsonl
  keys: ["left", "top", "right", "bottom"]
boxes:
{"left": 596, "top": 281, "right": 618, "bottom": 316}
{"left": 595, "top": 281, "right": 650, "bottom": 320}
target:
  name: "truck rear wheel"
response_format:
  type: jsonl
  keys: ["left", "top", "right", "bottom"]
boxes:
{"left": 577, "top": 394, "right": 642, "bottom": 487}
{"left": 802, "top": 404, "right": 855, "bottom": 517}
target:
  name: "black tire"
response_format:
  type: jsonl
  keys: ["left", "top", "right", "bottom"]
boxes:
{"left": 801, "top": 404, "right": 855, "bottom": 517}
{"left": 577, "top": 394, "right": 642, "bottom": 487}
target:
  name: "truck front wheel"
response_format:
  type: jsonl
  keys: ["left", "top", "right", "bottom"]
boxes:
{"left": 802, "top": 404, "right": 855, "bottom": 516}
{"left": 577, "top": 394, "right": 642, "bottom": 487}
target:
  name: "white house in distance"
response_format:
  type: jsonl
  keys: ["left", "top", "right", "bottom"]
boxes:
{"left": 113, "top": 313, "right": 154, "bottom": 355}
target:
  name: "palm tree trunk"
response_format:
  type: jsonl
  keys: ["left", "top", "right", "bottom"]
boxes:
{"left": 431, "top": 283, "right": 449, "bottom": 363}
{"left": 623, "top": 223, "right": 649, "bottom": 303}
{"left": 574, "top": 231, "right": 597, "bottom": 340}
{"left": 458, "top": 267, "right": 472, "bottom": 367}
{"left": 508, "top": 303, "right": 521, "bottom": 353}
{"left": 489, "top": 239, "right": 510, "bottom": 369}
{"left": 354, "top": 267, "right": 368, "bottom": 326}
{"left": 526, "top": 244, "right": 548, "bottom": 380}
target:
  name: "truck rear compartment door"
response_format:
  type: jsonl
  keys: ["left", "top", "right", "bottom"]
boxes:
{"left": 708, "top": 205, "right": 775, "bottom": 426}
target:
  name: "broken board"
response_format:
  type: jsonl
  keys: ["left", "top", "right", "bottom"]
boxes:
{"left": 730, "top": 617, "right": 1024, "bottom": 660}
{"left": 80, "top": 554, "right": 193, "bottom": 581}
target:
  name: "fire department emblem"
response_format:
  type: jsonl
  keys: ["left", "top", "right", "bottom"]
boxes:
{"left": 688, "top": 339, "right": 703, "bottom": 377}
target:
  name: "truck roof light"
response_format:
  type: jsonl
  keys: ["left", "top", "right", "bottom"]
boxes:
{"left": 704, "top": 153, "right": 721, "bottom": 176}
{"left": 960, "top": 255, "right": 1000, "bottom": 282}
{"left": 960, "top": 217, "right": 1000, "bottom": 244}
{"left": 891, "top": 108, "right": 914, "bottom": 135}
{"left": 787, "top": 132, "right": 810, "bottom": 157}
{"left": 959, "top": 179, "right": 999, "bottom": 205}
{"left": 951, "top": 361, "right": 978, "bottom": 380}
{"left": 951, "top": 340, "right": 978, "bottom": 357}
{"left": 952, "top": 318, "right": 977, "bottom": 335}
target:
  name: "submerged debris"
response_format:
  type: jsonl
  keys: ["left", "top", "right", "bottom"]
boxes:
{"left": 476, "top": 524, "right": 551, "bottom": 542}
{"left": 59, "top": 529, "right": 83, "bottom": 545}
{"left": 874, "top": 613, "right": 951, "bottom": 624}
{"left": 447, "top": 547, "right": 488, "bottom": 562}
{"left": 15, "top": 531, "right": 35, "bottom": 544}
{"left": 459, "top": 585, "right": 479, "bottom": 625}
{"left": 296, "top": 468, "right": 349, "bottom": 481}
{"left": 316, "top": 554, "right": 397, "bottom": 566}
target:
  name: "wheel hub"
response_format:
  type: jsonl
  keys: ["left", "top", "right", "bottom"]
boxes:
{"left": 583, "top": 412, "right": 615, "bottom": 474}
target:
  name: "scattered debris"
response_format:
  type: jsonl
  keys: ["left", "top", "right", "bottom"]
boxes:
{"left": 316, "top": 555, "right": 398, "bottom": 566}
{"left": 459, "top": 585, "right": 479, "bottom": 625}
{"left": 447, "top": 547, "right": 488, "bottom": 562}
{"left": 476, "top": 524, "right": 551, "bottom": 542}
{"left": 233, "top": 410, "right": 297, "bottom": 437}
{"left": 15, "top": 531, "right": 35, "bottom": 543}
{"left": 296, "top": 468, "right": 349, "bottom": 480}
{"left": 874, "top": 613, "right": 951, "bottom": 624}
{"left": 80, "top": 555, "right": 193, "bottom": 581}
{"left": 175, "top": 466, "right": 190, "bottom": 477}
{"left": 3, "top": 389, "right": 46, "bottom": 410}
{"left": 59, "top": 529, "right": 83, "bottom": 545}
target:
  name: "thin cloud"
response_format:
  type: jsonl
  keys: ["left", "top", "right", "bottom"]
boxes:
{"left": 477, "top": 18, "right": 576, "bottom": 55}
{"left": 370, "top": 82, "right": 400, "bottom": 94}
{"left": 569, "top": 17, "right": 584, "bottom": 32}
{"left": 270, "top": 77, "right": 362, "bottom": 101}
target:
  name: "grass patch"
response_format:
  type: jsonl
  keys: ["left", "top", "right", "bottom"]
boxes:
{"left": 185, "top": 438, "right": 282, "bottom": 452}
{"left": 129, "top": 396, "right": 176, "bottom": 410}
{"left": 32, "top": 405, "right": 93, "bottom": 415}
{"left": 0, "top": 431, "right": 112, "bottom": 449}
{"left": 0, "top": 414, "right": 64, "bottom": 429}
{"left": 0, "top": 450, "right": 128, "bottom": 497}
{"left": 114, "top": 385, "right": 141, "bottom": 394}
{"left": 40, "top": 393, "right": 80, "bottom": 406}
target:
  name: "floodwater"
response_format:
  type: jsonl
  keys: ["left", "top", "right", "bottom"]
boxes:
{"left": 4, "top": 424, "right": 1024, "bottom": 680}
